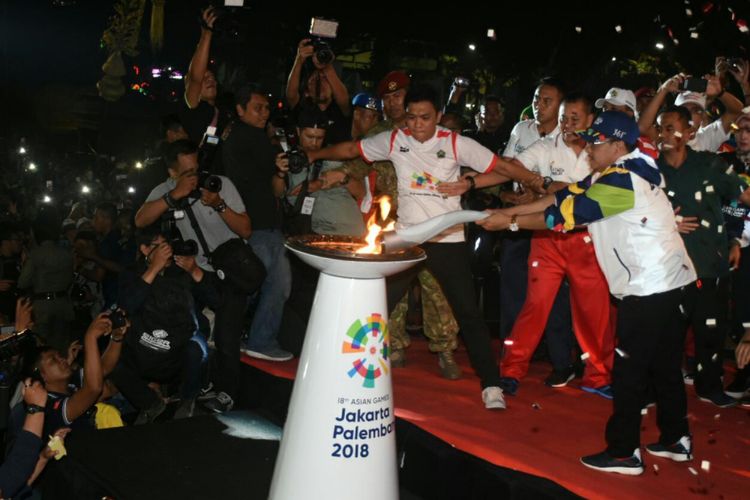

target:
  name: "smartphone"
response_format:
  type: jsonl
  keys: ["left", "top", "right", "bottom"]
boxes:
{"left": 309, "top": 18, "right": 338, "bottom": 39}
{"left": 682, "top": 78, "right": 707, "bottom": 93}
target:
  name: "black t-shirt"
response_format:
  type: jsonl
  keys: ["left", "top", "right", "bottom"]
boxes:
{"left": 222, "top": 121, "right": 282, "bottom": 230}
{"left": 293, "top": 100, "right": 352, "bottom": 145}
{"left": 0, "top": 255, "right": 20, "bottom": 319}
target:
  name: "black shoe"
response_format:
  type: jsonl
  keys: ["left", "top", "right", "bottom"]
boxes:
{"left": 173, "top": 398, "right": 196, "bottom": 419}
{"left": 725, "top": 377, "right": 750, "bottom": 398}
{"left": 545, "top": 366, "right": 575, "bottom": 388}
{"left": 580, "top": 449, "right": 644, "bottom": 475}
{"left": 201, "top": 391, "right": 234, "bottom": 413}
{"left": 498, "top": 377, "right": 519, "bottom": 396}
{"left": 134, "top": 398, "right": 167, "bottom": 425}
{"left": 645, "top": 435, "right": 692, "bottom": 462}
{"left": 697, "top": 391, "right": 738, "bottom": 408}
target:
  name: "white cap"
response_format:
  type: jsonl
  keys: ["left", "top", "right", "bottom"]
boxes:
{"left": 595, "top": 88, "right": 637, "bottom": 115}
{"left": 675, "top": 91, "right": 706, "bottom": 110}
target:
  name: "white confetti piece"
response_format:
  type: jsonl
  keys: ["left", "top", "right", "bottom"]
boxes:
{"left": 726, "top": 165, "right": 734, "bottom": 174}
{"left": 668, "top": 190, "right": 676, "bottom": 197}
{"left": 711, "top": 353, "right": 718, "bottom": 361}
{"left": 641, "top": 408, "right": 648, "bottom": 415}
{"left": 615, "top": 348, "right": 630, "bottom": 358}
{"left": 705, "top": 185, "right": 714, "bottom": 193}
{"left": 706, "top": 318, "right": 716, "bottom": 326}
{"left": 679, "top": 305, "right": 686, "bottom": 315}
{"left": 688, "top": 466, "right": 698, "bottom": 476}
{"left": 714, "top": 413, "right": 721, "bottom": 419}
{"left": 717, "top": 225, "right": 723, "bottom": 234}
{"left": 583, "top": 235, "right": 592, "bottom": 243}
{"left": 531, "top": 261, "right": 539, "bottom": 268}
{"left": 653, "top": 463, "right": 660, "bottom": 473}
{"left": 580, "top": 352, "right": 590, "bottom": 361}
{"left": 503, "top": 339, "right": 514, "bottom": 346}
{"left": 674, "top": 130, "right": 683, "bottom": 138}
{"left": 697, "top": 363, "right": 703, "bottom": 372}
{"left": 701, "top": 220, "right": 710, "bottom": 228}
{"left": 695, "top": 191, "right": 702, "bottom": 201}
{"left": 701, "top": 460, "right": 710, "bottom": 472}
{"left": 742, "top": 322, "right": 750, "bottom": 328}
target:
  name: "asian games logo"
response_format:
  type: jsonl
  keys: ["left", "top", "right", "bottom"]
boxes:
{"left": 342, "top": 313, "right": 389, "bottom": 388}
{"left": 410, "top": 171, "right": 441, "bottom": 191}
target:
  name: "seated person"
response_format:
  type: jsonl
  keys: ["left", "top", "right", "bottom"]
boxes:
{"left": 111, "top": 224, "right": 220, "bottom": 423}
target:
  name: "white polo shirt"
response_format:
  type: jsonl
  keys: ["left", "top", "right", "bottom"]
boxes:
{"left": 503, "top": 119, "right": 561, "bottom": 159}
{"left": 515, "top": 132, "right": 591, "bottom": 183}
{"left": 359, "top": 126, "right": 496, "bottom": 242}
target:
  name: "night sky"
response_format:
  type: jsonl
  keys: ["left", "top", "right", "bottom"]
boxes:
{"left": 2, "top": 0, "right": 750, "bottom": 154}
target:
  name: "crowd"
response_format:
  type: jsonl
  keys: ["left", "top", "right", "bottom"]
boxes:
{"left": 1, "top": 6, "right": 750, "bottom": 495}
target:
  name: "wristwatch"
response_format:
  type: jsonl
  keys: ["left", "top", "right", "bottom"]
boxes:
{"left": 466, "top": 176, "right": 477, "bottom": 191}
{"left": 542, "top": 176, "right": 554, "bottom": 190}
{"left": 163, "top": 191, "right": 178, "bottom": 209}
{"left": 509, "top": 214, "right": 520, "bottom": 232}
{"left": 214, "top": 201, "right": 227, "bottom": 213}
{"left": 26, "top": 404, "right": 45, "bottom": 415}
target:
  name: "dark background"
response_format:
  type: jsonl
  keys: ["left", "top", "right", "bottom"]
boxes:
{"left": 2, "top": 0, "right": 749, "bottom": 163}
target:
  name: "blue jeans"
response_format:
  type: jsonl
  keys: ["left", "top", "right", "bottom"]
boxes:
{"left": 245, "top": 229, "right": 292, "bottom": 351}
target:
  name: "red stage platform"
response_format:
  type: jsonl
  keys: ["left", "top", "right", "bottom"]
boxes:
{"left": 243, "top": 338, "right": 749, "bottom": 500}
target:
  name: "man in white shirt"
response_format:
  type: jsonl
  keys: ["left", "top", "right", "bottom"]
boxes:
{"left": 307, "top": 84, "right": 540, "bottom": 410}
{"left": 638, "top": 73, "right": 743, "bottom": 153}
{"left": 478, "top": 111, "right": 696, "bottom": 476}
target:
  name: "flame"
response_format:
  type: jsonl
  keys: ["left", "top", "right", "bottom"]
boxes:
{"left": 356, "top": 196, "right": 394, "bottom": 254}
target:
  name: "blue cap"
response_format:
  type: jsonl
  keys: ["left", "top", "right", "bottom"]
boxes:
{"left": 577, "top": 111, "right": 640, "bottom": 146}
{"left": 352, "top": 92, "right": 382, "bottom": 112}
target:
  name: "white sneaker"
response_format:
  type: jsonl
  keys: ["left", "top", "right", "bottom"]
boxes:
{"left": 482, "top": 386, "right": 506, "bottom": 410}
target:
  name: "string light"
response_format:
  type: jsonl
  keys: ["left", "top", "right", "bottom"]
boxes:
{"left": 135, "top": 161, "right": 143, "bottom": 169}
{"left": 28, "top": 163, "right": 37, "bottom": 171}
{"left": 81, "top": 185, "right": 90, "bottom": 194}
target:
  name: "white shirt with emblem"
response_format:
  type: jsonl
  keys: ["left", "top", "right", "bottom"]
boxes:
{"left": 515, "top": 132, "right": 591, "bottom": 183}
{"left": 503, "top": 119, "right": 561, "bottom": 159}
{"left": 359, "top": 126, "right": 496, "bottom": 242}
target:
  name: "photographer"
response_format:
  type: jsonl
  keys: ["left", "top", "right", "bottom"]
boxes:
{"left": 111, "top": 225, "right": 219, "bottom": 422}
{"left": 223, "top": 84, "right": 292, "bottom": 363}
{"left": 134, "top": 139, "right": 252, "bottom": 413}
{"left": 273, "top": 107, "right": 365, "bottom": 237}
{"left": 286, "top": 37, "right": 351, "bottom": 145}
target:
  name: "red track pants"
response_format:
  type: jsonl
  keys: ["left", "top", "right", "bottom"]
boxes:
{"left": 501, "top": 230, "right": 614, "bottom": 388}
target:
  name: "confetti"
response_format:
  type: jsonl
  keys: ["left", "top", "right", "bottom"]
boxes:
{"left": 717, "top": 225, "right": 723, "bottom": 234}
{"left": 714, "top": 413, "right": 721, "bottom": 419}
{"left": 705, "top": 185, "right": 714, "bottom": 193}
{"left": 668, "top": 190, "right": 676, "bottom": 197}
{"left": 580, "top": 352, "right": 590, "bottom": 361}
{"left": 701, "top": 220, "right": 710, "bottom": 228}
{"left": 679, "top": 304, "right": 686, "bottom": 315}
{"left": 615, "top": 348, "right": 630, "bottom": 358}
{"left": 738, "top": 19, "right": 749, "bottom": 33}
{"left": 688, "top": 466, "right": 699, "bottom": 476}
{"left": 701, "top": 460, "right": 711, "bottom": 472}
{"left": 532, "top": 261, "right": 539, "bottom": 267}
{"left": 706, "top": 318, "right": 716, "bottom": 326}
{"left": 711, "top": 353, "right": 718, "bottom": 361}
{"left": 726, "top": 165, "right": 734, "bottom": 174}
{"left": 641, "top": 408, "right": 648, "bottom": 415}
{"left": 742, "top": 322, "right": 750, "bottom": 328}
{"left": 674, "top": 130, "right": 683, "bottom": 138}
{"left": 697, "top": 363, "right": 703, "bottom": 372}
{"left": 695, "top": 191, "right": 702, "bottom": 201}
{"left": 653, "top": 463, "right": 660, "bottom": 474}
{"left": 583, "top": 235, "right": 592, "bottom": 243}
{"left": 575, "top": 26, "right": 582, "bottom": 33}
{"left": 503, "top": 339, "right": 514, "bottom": 346}
{"left": 532, "top": 403, "right": 542, "bottom": 410}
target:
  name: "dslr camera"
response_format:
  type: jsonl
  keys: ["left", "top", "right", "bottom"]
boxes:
{"left": 160, "top": 211, "right": 199, "bottom": 256}
{"left": 307, "top": 17, "right": 338, "bottom": 66}
{"left": 280, "top": 127, "right": 310, "bottom": 175}
{"left": 106, "top": 308, "right": 128, "bottom": 330}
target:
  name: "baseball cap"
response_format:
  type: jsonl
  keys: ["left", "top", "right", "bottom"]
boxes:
{"left": 376, "top": 70, "right": 410, "bottom": 98}
{"left": 351, "top": 92, "right": 382, "bottom": 112}
{"left": 595, "top": 88, "right": 637, "bottom": 115}
{"left": 577, "top": 111, "right": 640, "bottom": 146}
{"left": 675, "top": 91, "right": 707, "bottom": 110}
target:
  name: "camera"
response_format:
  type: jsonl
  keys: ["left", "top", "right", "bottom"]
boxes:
{"left": 727, "top": 57, "right": 744, "bottom": 71}
{"left": 172, "top": 239, "right": 199, "bottom": 257}
{"left": 308, "top": 17, "right": 338, "bottom": 66}
{"left": 198, "top": 170, "right": 222, "bottom": 192}
{"left": 280, "top": 127, "right": 309, "bottom": 174}
{"left": 106, "top": 308, "right": 128, "bottom": 330}
{"left": 681, "top": 78, "right": 707, "bottom": 93}
{"left": 160, "top": 211, "right": 199, "bottom": 257}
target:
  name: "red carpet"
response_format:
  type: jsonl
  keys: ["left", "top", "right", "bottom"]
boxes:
{"left": 243, "top": 339, "right": 749, "bottom": 500}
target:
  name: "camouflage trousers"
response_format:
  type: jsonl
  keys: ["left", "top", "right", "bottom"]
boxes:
{"left": 389, "top": 269, "right": 459, "bottom": 353}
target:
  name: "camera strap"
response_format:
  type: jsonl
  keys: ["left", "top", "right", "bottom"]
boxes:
{"left": 182, "top": 201, "right": 214, "bottom": 264}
